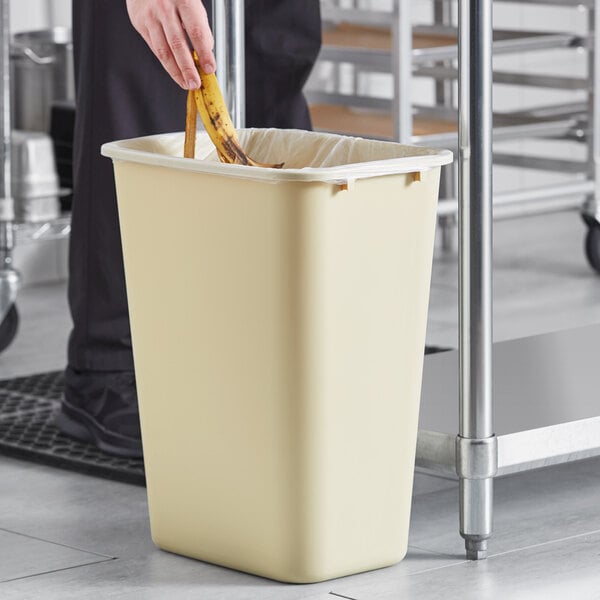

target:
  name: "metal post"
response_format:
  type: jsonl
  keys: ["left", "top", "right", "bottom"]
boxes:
{"left": 435, "top": 0, "right": 458, "bottom": 251}
{"left": 434, "top": 0, "right": 455, "bottom": 112}
{"left": 0, "top": 0, "right": 19, "bottom": 322}
{"left": 584, "top": 0, "right": 600, "bottom": 222}
{"left": 213, "top": 0, "right": 246, "bottom": 128}
{"left": 0, "top": 0, "right": 12, "bottom": 226}
{"left": 457, "top": 0, "right": 497, "bottom": 561}
{"left": 392, "top": 0, "right": 412, "bottom": 143}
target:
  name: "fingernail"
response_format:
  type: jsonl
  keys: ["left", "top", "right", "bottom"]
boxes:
{"left": 203, "top": 63, "right": 215, "bottom": 74}
{"left": 188, "top": 79, "right": 200, "bottom": 90}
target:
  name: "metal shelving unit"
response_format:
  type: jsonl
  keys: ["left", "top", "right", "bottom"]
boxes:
{"left": 308, "top": 0, "right": 600, "bottom": 561}
{"left": 308, "top": 0, "right": 600, "bottom": 252}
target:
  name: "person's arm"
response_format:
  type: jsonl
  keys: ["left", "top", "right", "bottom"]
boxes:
{"left": 126, "top": 0, "right": 216, "bottom": 89}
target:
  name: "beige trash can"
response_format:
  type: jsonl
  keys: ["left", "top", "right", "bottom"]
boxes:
{"left": 102, "top": 129, "right": 452, "bottom": 584}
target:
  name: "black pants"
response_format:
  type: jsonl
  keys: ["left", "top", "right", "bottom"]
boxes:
{"left": 68, "top": 0, "right": 321, "bottom": 372}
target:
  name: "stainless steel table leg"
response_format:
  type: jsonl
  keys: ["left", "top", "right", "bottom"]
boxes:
{"left": 458, "top": 0, "right": 497, "bottom": 561}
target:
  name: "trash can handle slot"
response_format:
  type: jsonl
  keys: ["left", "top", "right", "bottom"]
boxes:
{"left": 337, "top": 180, "right": 355, "bottom": 192}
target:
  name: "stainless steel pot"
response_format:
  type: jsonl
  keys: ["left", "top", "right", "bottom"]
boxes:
{"left": 10, "top": 27, "right": 74, "bottom": 133}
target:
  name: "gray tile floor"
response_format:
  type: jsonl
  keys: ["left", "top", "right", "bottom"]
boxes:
{"left": 1, "top": 209, "right": 600, "bottom": 598}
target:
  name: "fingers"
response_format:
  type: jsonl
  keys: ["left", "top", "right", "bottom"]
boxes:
{"left": 177, "top": 1, "right": 216, "bottom": 74}
{"left": 126, "top": 0, "right": 215, "bottom": 90}
{"left": 145, "top": 23, "right": 188, "bottom": 89}
{"left": 161, "top": 12, "right": 202, "bottom": 89}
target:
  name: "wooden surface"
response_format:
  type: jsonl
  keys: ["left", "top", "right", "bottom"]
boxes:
{"left": 309, "top": 103, "right": 458, "bottom": 139}
{"left": 322, "top": 23, "right": 457, "bottom": 51}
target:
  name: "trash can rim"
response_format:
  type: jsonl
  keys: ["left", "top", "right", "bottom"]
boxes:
{"left": 102, "top": 129, "right": 453, "bottom": 184}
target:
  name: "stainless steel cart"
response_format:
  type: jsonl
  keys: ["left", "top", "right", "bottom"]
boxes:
{"left": 0, "top": 0, "right": 71, "bottom": 352}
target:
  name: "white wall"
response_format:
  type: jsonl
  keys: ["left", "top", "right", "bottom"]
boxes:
{"left": 10, "top": 0, "right": 71, "bottom": 32}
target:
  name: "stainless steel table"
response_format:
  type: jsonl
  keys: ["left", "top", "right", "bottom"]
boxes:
{"left": 418, "top": 324, "right": 600, "bottom": 480}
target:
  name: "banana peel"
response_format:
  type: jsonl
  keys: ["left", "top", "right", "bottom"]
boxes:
{"left": 186, "top": 51, "right": 283, "bottom": 169}
{"left": 184, "top": 89, "right": 197, "bottom": 159}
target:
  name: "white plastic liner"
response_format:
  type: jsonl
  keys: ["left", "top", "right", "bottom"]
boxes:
{"left": 102, "top": 128, "right": 453, "bottom": 185}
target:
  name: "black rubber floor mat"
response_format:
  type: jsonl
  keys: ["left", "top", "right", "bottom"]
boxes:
{"left": 0, "top": 371, "right": 145, "bottom": 486}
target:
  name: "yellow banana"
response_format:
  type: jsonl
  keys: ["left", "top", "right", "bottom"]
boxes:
{"left": 191, "top": 52, "right": 283, "bottom": 168}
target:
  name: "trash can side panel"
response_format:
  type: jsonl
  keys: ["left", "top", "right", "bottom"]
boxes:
{"left": 113, "top": 162, "right": 315, "bottom": 580}
{"left": 294, "top": 169, "right": 441, "bottom": 579}
{"left": 113, "top": 157, "right": 442, "bottom": 583}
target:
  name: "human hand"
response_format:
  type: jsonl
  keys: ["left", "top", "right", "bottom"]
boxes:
{"left": 126, "top": 0, "right": 216, "bottom": 89}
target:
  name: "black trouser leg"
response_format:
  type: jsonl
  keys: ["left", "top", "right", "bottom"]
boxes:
{"left": 68, "top": 0, "right": 186, "bottom": 372}
{"left": 68, "top": 0, "right": 321, "bottom": 374}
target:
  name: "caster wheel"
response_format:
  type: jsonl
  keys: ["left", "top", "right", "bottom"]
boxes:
{"left": 0, "top": 304, "right": 19, "bottom": 354}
